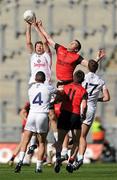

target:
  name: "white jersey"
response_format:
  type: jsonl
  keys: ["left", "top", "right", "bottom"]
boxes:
{"left": 82, "top": 72, "right": 106, "bottom": 110}
{"left": 29, "top": 52, "right": 52, "bottom": 85}
{"left": 28, "top": 83, "right": 56, "bottom": 113}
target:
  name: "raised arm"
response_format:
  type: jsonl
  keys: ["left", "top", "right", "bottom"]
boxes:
{"left": 80, "top": 49, "right": 105, "bottom": 68}
{"left": 32, "top": 21, "right": 51, "bottom": 53}
{"left": 25, "top": 22, "right": 33, "bottom": 54}
{"left": 96, "top": 49, "right": 105, "bottom": 62}
{"left": 37, "top": 20, "right": 56, "bottom": 48}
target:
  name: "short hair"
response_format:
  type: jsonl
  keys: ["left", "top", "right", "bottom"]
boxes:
{"left": 73, "top": 70, "right": 85, "bottom": 84}
{"left": 88, "top": 59, "right": 98, "bottom": 73}
{"left": 34, "top": 41, "right": 43, "bottom": 50}
{"left": 35, "top": 71, "right": 45, "bottom": 82}
{"left": 75, "top": 40, "right": 81, "bottom": 52}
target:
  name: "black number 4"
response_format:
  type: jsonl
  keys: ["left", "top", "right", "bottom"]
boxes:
{"left": 33, "top": 92, "right": 43, "bottom": 105}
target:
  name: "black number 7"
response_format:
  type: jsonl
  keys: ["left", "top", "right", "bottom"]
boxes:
{"left": 68, "top": 88, "right": 76, "bottom": 101}
{"left": 85, "top": 83, "right": 98, "bottom": 96}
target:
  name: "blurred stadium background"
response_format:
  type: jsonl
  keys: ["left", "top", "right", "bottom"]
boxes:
{"left": 0, "top": 0, "right": 117, "bottom": 159}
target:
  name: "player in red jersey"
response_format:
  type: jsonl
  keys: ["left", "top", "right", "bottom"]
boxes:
{"left": 54, "top": 70, "right": 88, "bottom": 173}
{"left": 37, "top": 20, "right": 105, "bottom": 86}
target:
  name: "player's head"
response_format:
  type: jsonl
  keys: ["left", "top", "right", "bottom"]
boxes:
{"left": 88, "top": 59, "right": 98, "bottom": 73}
{"left": 73, "top": 70, "right": 85, "bottom": 84}
{"left": 67, "top": 40, "right": 81, "bottom": 52}
{"left": 34, "top": 41, "right": 44, "bottom": 55}
{"left": 35, "top": 71, "right": 46, "bottom": 83}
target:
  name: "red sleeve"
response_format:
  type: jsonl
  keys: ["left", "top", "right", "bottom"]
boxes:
{"left": 55, "top": 43, "right": 60, "bottom": 51}
{"left": 75, "top": 55, "right": 84, "bottom": 65}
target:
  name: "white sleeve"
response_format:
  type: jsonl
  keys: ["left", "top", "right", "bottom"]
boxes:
{"left": 47, "top": 84, "right": 57, "bottom": 94}
{"left": 101, "top": 79, "right": 107, "bottom": 90}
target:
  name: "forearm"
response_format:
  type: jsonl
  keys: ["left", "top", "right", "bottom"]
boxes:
{"left": 80, "top": 59, "right": 88, "bottom": 68}
{"left": 19, "top": 109, "right": 27, "bottom": 120}
{"left": 20, "top": 113, "right": 27, "bottom": 120}
{"left": 26, "top": 24, "right": 32, "bottom": 44}
{"left": 98, "top": 88, "right": 110, "bottom": 102}
{"left": 98, "top": 96, "right": 109, "bottom": 102}
{"left": 26, "top": 24, "right": 33, "bottom": 53}
{"left": 98, "top": 97, "right": 104, "bottom": 102}
{"left": 39, "top": 25, "right": 55, "bottom": 47}
{"left": 96, "top": 49, "right": 105, "bottom": 62}
{"left": 80, "top": 100, "right": 87, "bottom": 119}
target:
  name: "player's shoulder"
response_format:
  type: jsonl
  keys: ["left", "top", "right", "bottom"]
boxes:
{"left": 30, "top": 52, "right": 37, "bottom": 59}
{"left": 55, "top": 43, "right": 66, "bottom": 50}
{"left": 94, "top": 73, "right": 105, "bottom": 84}
{"left": 46, "top": 84, "right": 56, "bottom": 92}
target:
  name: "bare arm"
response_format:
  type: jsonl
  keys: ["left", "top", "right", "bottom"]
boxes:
{"left": 98, "top": 87, "right": 110, "bottom": 102}
{"left": 19, "top": 108, "right": 28, "bottom": 121}
{"left": 80, "top": 99, "right": 87, "bottom": 119}
{"left": 96, "top": 49, "right": 105, "bottom": 62}
{"left": 38, "top": 20, "right": 56, "bottom": 48}
{"left": 80, "top": 59, "right": 88, "bottom": 68}
{"left": 26, "top": 22, "right": 33, "bottom": 54}
{"left": 32, "top": 21, "right": 51, "bottom": 53}
{"left": 80, "top": 49, "right": 105, "bottom": 68}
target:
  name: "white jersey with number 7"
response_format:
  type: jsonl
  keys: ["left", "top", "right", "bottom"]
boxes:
{"left": 82, "top": 72, "right": 106, "bottom": 109}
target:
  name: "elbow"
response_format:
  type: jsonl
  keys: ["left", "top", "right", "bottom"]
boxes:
{"left": 26, "top": 42, "right": 32, "bottom": 46}
{"left": 43, "top": 40, "right": 48, "bottom": 44}
{"left": 107, "top": 96, "right": 110, "bottom": 101}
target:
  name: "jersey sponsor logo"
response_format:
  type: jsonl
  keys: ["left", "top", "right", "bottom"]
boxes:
{"left": 34, "top": 63, "right": 46, "bottom": 67}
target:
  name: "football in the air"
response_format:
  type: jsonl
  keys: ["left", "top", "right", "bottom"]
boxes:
{"left": 23, "top": 10, "right": 36, "bottom": 24}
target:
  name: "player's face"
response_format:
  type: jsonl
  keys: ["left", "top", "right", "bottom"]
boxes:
{"left": 35, "top": 43, "right": 44, "bottom": 55}
{"left": 67, "top": 40, "right": 78, "bottom": 52}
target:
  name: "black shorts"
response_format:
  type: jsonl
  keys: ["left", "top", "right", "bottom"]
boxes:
{"left": 57, "top": 110, "right": 82, "bottom": 131}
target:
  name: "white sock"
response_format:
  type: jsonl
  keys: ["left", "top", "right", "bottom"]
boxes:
{"left": 30, "top": 135, "right": 36, "bottom": 146}
{"left": 19, "top": 151, "right": 25, "bottom": 162}
{"left": 61, "top": 147, "right": 68, "bottom": 156}
{"left": 36, "top": 160, "right": 43, "bottom": 170}
{"left": 53, "top": 132, "right": 58, "bottom": 142}
{"left": 77, "top": 154, "right": 83, "bottom": 161}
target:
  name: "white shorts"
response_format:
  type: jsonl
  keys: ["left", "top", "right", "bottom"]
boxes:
{"left": 83, "top": 108, "right": 96, "bottom": 126}
{"left": 25, "top": 112, "right": 49, "bottom": 133}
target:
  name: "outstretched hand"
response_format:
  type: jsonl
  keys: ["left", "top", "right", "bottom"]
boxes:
{"left": 32, "top": 20, "right": 43, "bottom": 31}
{"left": 96, "top": 49, "right": 106, "bottom": 62}
{"left": 25, "top": 20, "right": 32, "bottom": 26}
{"left": 36, "top": 20, "right": 43, "bottom": 28}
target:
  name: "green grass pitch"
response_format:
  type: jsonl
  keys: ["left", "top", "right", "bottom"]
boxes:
{"left": 0, "top": 163, "right": 117, "bottom": 180}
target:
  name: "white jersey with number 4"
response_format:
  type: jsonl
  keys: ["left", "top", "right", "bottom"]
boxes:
{"left": 82, "top": 72, "right": 106, "bottom": 110}
{"left": 28, "top": 83, "right": 56, "bottom": 113}
{"left": 29, "top": 52, "right": 52, "bottom": 85}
